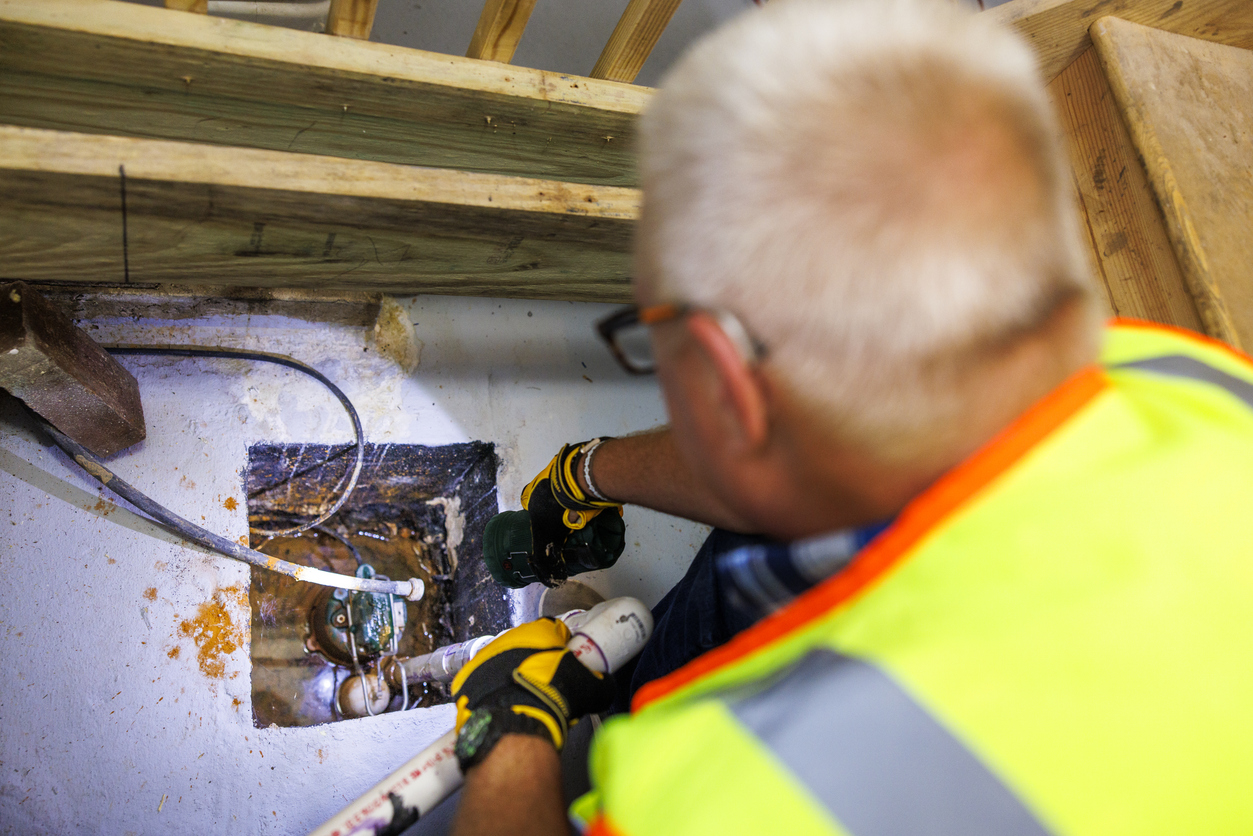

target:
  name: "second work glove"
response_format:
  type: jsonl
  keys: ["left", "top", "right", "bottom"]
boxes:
{"left": 451, "top": 617, "right": 616, "bottom": 771}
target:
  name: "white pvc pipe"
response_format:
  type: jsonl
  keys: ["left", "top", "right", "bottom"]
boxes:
{"left": 309, "top": 598, "right": 654, "bottom": 836}
{"left": 392, "top": 600, "right": 636, "bottom": 686}
{"left": 393, "top": 634, "right": 498, "bottom": 685}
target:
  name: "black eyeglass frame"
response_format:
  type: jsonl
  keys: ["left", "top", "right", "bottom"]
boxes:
{"left": 595, "top": 303, "right": 767, "bottom": 375}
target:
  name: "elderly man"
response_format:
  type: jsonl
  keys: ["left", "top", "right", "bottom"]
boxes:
{"left": 447, "top": 1, "right": 1253, "bottom": 834}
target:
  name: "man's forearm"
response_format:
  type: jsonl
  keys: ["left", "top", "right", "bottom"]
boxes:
{"left": 452, "top": 735, "right": 567, "bottom": 836}
{"left": 581, "top": 429, "right": 754, "bottom": 532}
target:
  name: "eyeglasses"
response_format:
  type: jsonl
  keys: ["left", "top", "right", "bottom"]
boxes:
{"left": 595, "top": 303, "right": 767, "bottom": 375}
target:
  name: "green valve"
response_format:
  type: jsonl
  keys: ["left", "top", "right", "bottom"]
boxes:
{"left": 309, "top": 564, "right": 407, "bottom": 667}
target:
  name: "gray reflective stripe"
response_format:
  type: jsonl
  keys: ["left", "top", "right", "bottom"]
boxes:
{"left": 729, "top": 650, "right": 1052, "bottom": 836}
{"left": 1111, "top": 354, "right": 1253, "bottom": 411}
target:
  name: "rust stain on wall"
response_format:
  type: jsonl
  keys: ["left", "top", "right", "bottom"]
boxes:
{"left": 223, "top": 497, "right": 238, "bottom": 511}
{"left": 143, "top": 588, "right": 157, "bottom": 601}
{"left": 178, "top": 585, "right": 247, "bottom": 680}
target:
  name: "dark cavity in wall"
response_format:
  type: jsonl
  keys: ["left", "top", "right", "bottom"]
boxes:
{"left": 244, "top": 441, "right": 508, "bottom": 728}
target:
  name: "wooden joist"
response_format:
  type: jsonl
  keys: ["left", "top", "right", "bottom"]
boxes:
{"left": 466, "top": 0, "right": 539, "bottom": 63}
{"left": 1092, "top": 16, "right": 1253, "bottom": 348}
{"left": 591, "top": 0, "right": 684, "bottom": 84}
{"left": 163, "top": 0, "right": 207, "bottom": 13}
{"left": 327, "top": 0, "right": 379, "bottom": 39}
{"left": 0, "top": 0, "right": 648, "bottom": 187}
{"left": 0, "top": 127, "right": 636, "bottom": 302}
{"left": 989, "top": 0, "right": 1253, "bottom": 84}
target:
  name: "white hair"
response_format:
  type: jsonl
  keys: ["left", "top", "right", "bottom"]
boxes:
{"left": 637, "top": 0, "right": 1100, "bottom": 459}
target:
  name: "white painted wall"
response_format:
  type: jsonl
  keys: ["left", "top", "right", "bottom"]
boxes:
{"left": 0, "top": 295, "right": 707, "bottom": 834}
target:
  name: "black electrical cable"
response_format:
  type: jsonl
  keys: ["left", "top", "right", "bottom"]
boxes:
{"left": 40, "top": 418, "right": 415, "bottom": 597}
{"left": 310, "top": 524, "right": 366, "bottom": 567}
{"left": 103, "top": 344, "right": 364, "bottom": 539}
{"left": 249, "top": 513, "right": 367, "bottom": 568}
{"left": 34, "top": 343, "right": 420, "bottom": 599}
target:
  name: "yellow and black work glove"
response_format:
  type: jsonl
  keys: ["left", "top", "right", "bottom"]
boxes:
{"left": 451, "top": 618, "right": 615, "bottom": 771}
{"left": 520, "top": 440, "right": 623, "bottom": 586}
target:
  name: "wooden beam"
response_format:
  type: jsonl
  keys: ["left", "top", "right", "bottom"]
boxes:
{"left": 0, "top": 0, "right": 648, "bottom": 187}
{"left": 1047, "top": 47, "right": 1202, "bottom": 333}
{"left": 327, "top": 0, "right": 378, "bottom": 39}
{"left": 987, "top": 0, "right": 1253, "bottom": 84}
{"left": 164, "top": 0, "right": 207, "bottom": 12}
{"left": 0, "top": 127, "right": 637, "bottom": 302}
{"left": 1092, "top": 16, "right": 1253, "bottom": 348}
{"left": 591, "top": 0, "right": 683, "bottom": 83}
{"left": 467, "top": 0, "right": 538, "bottom": 63}
{"left": 0, "top": 281, "right": 146, "bottom": 458}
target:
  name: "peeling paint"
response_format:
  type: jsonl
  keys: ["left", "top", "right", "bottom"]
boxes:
{"left": 371, "top": 295, "right": 422, "bottom": 373}
{"left": 426, "top": 495, "right": 464, "bottom": 576}
{"left": 74, "top": 455, "right": 113, "bottom": 485}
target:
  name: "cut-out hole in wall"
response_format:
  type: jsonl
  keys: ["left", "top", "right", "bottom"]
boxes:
{"left": 244, "top": 441, "right": 508, "bottom": 727}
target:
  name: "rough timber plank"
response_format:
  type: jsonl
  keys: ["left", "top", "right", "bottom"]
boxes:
{"left": 1092, "top": 16, "right": 1252, "bottom": 348}
{"left": 0, "top": 0, "right": 648, "bottom": 187}
{"left": 1048, "top": 47, "right": 1202, "bottom": 331}
{"left": 466, "top": 0, "right": 538, "bottom": 63}
{"left": 327, "top": 0, "right": 378, "bottom": 39}
{"left": 591, "top": 0, "right": 683, "bottom": 83}
{"left": 0, "top": 127, "right": 636, "bottom": 302}
{"left": 164, "top": 0, "right": 207, "bottom": 12}
{"left": 0, "top": 281, "right": 146, "bottom": 458}
{"left": 988, "top": 0, "right": 1253, "bottom": 84}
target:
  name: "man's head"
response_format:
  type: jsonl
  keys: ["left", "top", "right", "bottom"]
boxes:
{"left": 636, "top": 0, "right": 1101, "bottom": 536}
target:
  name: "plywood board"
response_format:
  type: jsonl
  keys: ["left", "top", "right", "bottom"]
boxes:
{"left": 0, "top": 127, "right": 636, "bottom": 302}
{"left": 1048, "top": 47, "right": 1202, "bottom": 331}
{"left": 0, "top": 0, "right": 647, "bottom": 187}
{"left": 988, "top": 0, "right": 1253, "bottom": 84}
{"left": 1092, "top": 16, "right": 1253, "bottom": 348}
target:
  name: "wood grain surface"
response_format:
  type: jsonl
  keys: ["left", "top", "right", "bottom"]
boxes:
{"left": 0, "top": 127, "right": 636, "bottom": 301}
{"left": 466, "top": 0, "right": 538, "bottom": 63}
{"left": 1093, "top": 16, "right": 1252, "bottom": 348}
{"left": 591, "top": 0, "right": 683, "bottom": 83}
{"left": 989, "top": 0, "right": 1253, "bottom": 84}
{"left": 1048, "top": 47, "right": 1202, "bottom": 331}
{"left": 0, "top": 0, "right": 648, "bottom": 187}
{"left": 327, "top": 0, "right": 378, "bottom": 39}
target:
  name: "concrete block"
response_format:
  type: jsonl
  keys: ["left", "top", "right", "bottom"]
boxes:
{"left": 0, "top": 281, "right": 145, "bottom": 457}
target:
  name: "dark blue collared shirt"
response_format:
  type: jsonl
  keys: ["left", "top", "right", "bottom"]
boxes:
{"left": 716, "top": 521, "right": 891, "bottom": 628}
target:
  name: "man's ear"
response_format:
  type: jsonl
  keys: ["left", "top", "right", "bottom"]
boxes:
{"left": 684, "top": 311, "right": 770, "bottom": 450}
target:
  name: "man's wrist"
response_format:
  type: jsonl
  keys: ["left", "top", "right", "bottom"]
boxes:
{"left": 574, "top": 438, "right": 614, "bottom": 502}
{"left": 459, "top": 731, "right": 559, "bottom": 775}
{"left": 455, "top": 707, "right": 555, "bottom": 771}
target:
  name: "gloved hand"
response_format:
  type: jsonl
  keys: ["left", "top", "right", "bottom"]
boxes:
{"left": 521, "top": 439, "right": 623, "bottom": 585}
{"left": 452, "top": 618, "right": 616, "bottom": 771}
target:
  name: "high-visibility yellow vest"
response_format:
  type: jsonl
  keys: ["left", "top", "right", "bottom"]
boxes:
{"left": 577, "top": 320, "right": 1253, "bottom": 836}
